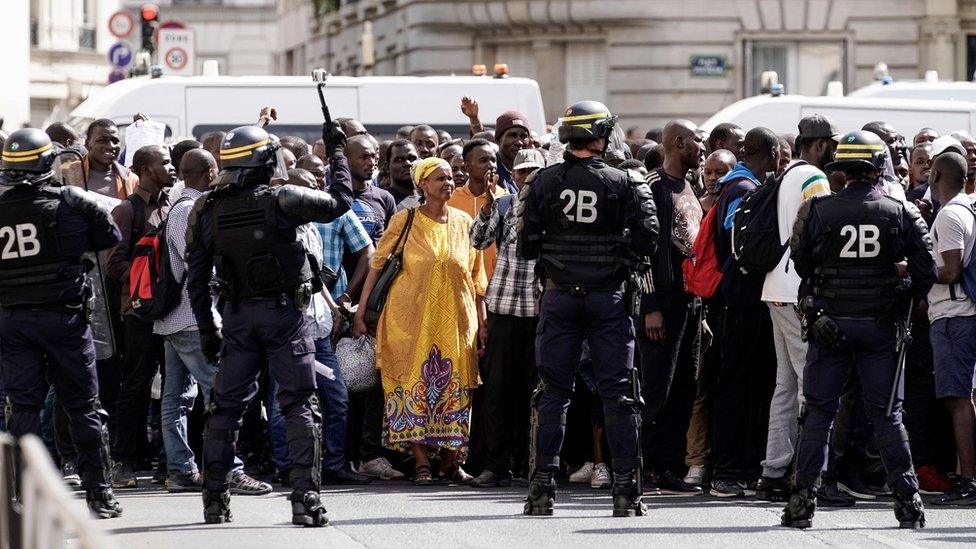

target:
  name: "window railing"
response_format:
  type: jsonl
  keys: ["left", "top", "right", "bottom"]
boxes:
{"left": 79, "top": 25, "right": 96, "bottom": 50}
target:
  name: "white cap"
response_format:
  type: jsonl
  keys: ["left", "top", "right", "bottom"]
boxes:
{"left": 931, "top": 135, "right": 966, "bottom": 157}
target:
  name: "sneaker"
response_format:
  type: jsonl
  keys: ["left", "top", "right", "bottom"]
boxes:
{"left": 642, "top": 475, "right": 662, "bottom": 496}
{"left": 229, "top": 471, "right": 272, "bottom": 495}
{"left": 755, "top": 476, "right": 790, "bottom": 502}
{"left": 917, "top": 465, "right": 952, "bottom": 495}
{"left": 743, "top": 479, "right": 758, "bottom": 497}
{"left": 62, "top": 461, "right": 81, "bottom": 489}
{"left": 359, "top": 457, "right": 406, "bottom": 480}
{"left": 931, "top": 477, "right": 976, "bottom": 506}
{"left": 165, "top": 471, "right": 203, "bottom": 493}
{"left": 111, "top": 462, "right": 137, "bottom": 489}
{"left": 709, "top": 479, "right": 746, "bottom": 498}
{"left": 590, "top": 463, "right": 612, "bottom": 489}
{"left": 323, "top": 467, "right": 372, "bottom": 485}
{"left": 818, "top": 482, "right": 856, "bottom": 507}
{"left": 569, "top": 462, "right": 594, "bottom": 484}
{"left": 684, "top": 465, "right": 706, "bottom": 487}
{"left": 837, "top": 473, "right": 878, "bottom": 500}
{"left": 151, "top": 462, "right": 167, "bottom": 485}
{"left": 470, "top": 470, "right": 513, "bottom": 488}
{"left": 654, "top": 469, "right": 702, "bottom": 494}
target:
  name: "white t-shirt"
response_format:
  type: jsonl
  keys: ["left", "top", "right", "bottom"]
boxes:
{"left": 762, "top": 161, "right": 831, "bottom": 303}
{"left": 927, "top": 193, "right": 976, "bottom": 322}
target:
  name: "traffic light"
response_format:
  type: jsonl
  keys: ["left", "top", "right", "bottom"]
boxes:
{"left": 140, "top": 4, "right": 159, "bottom": 54}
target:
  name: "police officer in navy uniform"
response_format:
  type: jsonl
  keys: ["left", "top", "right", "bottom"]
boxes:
{"left": 518, "top": 101, "right": 658, "bottom": 517}
{"left": 784, "top": 131, "right": 936, "bottom": 529}
{"left": 0, "top": 129, "right": 123, "bottom": 518}
{"left": 186, "top": 122, "right": 352, "bottom": 526}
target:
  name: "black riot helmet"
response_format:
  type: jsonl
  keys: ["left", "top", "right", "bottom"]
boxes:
{"left": 1, "top": 128, "right": 57, "bottom": 184}
{"left": 825, "top": 131, "right": 888, "bottom": 174}
{"left": 558, "top": 101, "right": 618, "bottom": 146}
{"left": 219, "top": 125, "right": 278, "bottom": 169}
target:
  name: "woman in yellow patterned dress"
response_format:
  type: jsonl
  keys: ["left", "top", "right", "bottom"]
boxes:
{"left": 353, "top": 156, "right": 488, "bottom": 485}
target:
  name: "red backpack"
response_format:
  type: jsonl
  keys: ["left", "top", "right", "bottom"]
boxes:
{"left": 682, "top": 187, "right": 730, "bottom": 298}
{"left": 127, "top": 196, "right": 190, "bottom": 321}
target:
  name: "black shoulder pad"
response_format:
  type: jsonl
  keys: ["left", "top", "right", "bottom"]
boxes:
{"left": 59, "top": 185, "right": 95, "bottom": 209}
{"left": 185, "top": 191, "right": 212, "bottom": 249}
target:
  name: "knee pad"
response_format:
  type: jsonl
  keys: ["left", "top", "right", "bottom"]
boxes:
{"left": 286, "top": 424, "right": 321, "bottom": 490}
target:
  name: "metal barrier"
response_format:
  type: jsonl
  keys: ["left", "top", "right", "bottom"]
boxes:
{"left": 0, "top": 433, "right": 116, "bottom": 549}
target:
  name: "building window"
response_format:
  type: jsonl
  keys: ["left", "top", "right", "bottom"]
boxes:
{"left": 565, "top": 42, "right": 607, "bottom": 104}
{"left": 967, "top": 35, "right": 976, "bottom": 81}
{"left": 745, "top": 40, "right": 845, "bottom": 96}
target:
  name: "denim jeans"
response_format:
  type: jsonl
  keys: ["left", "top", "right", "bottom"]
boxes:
{"left": 266, "top": 337, "right": 349, "bottom": 472}
{"left": 161, "top": 329, "right": 242, "bottom": 475}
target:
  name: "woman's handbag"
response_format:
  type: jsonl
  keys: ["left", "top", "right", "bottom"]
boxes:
{"left": 365, "top": 208, "right": 416, "bottom": 313}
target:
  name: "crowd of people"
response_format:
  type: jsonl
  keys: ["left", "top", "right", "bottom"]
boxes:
{"left": 0, "top": 90, "right": 975, "bottom": 526}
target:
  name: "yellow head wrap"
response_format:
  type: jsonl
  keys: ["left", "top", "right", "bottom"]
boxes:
{"left": 411, "top": 156, "right": 451, "bottom": 186}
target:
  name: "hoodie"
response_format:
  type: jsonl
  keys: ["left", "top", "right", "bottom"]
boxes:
{"left": 714, "top": 161, "right": 767, "bottom": 306}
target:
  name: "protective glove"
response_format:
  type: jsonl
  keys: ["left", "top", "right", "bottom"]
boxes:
{"left": 200, "top": 327, "right": 223, "bottom": 365}
{"left": 810, "top": 314, "right": 844, "bottom": 350}
{"left": 322, "top": 120, "right": 347, "bottom": 158}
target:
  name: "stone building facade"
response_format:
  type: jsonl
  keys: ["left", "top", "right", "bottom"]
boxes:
{"left": 276, "top": 0, "right": 976, "bottom": 129}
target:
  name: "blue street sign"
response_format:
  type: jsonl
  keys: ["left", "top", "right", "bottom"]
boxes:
{"left": 108, "top": 41, "right": 133, "bottom": 69}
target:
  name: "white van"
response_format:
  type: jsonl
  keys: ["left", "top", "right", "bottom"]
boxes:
{"left": 66, "top": 75, "right": 547, "bottom": 143}
{"left": 701, "top": 95, "right": 976, "bottom": 137}
{"left": 848, "top": 80, "right": 976, "bottom": 103}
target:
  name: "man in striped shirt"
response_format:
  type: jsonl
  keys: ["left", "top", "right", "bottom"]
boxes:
{"left": 756, "top": 115, "right": 835, "bottom": 502}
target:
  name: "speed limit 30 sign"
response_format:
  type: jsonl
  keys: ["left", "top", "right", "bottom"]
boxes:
{"left": 157, "top": 28, "right": 195, "bottom": 76}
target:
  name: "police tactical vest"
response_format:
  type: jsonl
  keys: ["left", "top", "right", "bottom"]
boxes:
{"left": 538, "top": 161, "right": 630, "bottom": 288}
{"left": 211, "top": 189, "right": 312, "bottom": 300}
{"left": 0, "top": 187, "right": 86, "bottom": 307}
{"left": 812, "top": 194, "right": 902, "bottom": 318}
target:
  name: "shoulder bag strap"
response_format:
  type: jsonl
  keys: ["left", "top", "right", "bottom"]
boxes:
{"left": 391, "top": 207, "right": 417, "bottom": 256}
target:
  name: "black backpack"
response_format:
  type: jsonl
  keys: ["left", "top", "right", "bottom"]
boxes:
{"left": 731, "top": 161, "right": 807, "bottom": 275}
{"left": 127, "top": 196, "right": 191, "bottom": 321}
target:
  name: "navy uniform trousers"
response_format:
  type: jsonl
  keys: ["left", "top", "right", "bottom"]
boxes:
{"left": 794, "top": 319, "right": 919, "bottom": 498}
{"left": 0, "top": 308, "right": 109, "bottom": 489}
{"left": 203, "top": 297, "right": 320, "bottom": 493}
{"left": 534, "top": 288, "right": 640, "bottom": 475}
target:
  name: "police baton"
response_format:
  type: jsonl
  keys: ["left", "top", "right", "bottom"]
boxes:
{"left": 886, "top": 299, "right": 914, "bottom": 417}
{"left": 312, "top": 68, "right": 332, "bottom": 125}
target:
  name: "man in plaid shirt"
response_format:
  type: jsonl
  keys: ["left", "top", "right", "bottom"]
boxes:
{"left": 468, "top": 148, "right": 545, "bottom": 487}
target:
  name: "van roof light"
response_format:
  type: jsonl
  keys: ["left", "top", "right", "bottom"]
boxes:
{"left": 471, "top": 64, "right": 487, "bottom": 76}
{"left": 760, "top": 71, "right": 779, "bottom": 94}
{"left": 925, "top": 70, "right": 939, "bottom": 83}
{"left": 493, "top": 64, "right": 509, "bottom": 78}
{"left": 874, "top": 62, "right": 890, "bottom": 81}
{"left": 769, "top": 83, "right": 785, "bottom": 97}
{"left": 826, "top": 81, "right": 843, "bottom": 97}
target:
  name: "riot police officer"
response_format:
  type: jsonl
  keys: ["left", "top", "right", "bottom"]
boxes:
{"left": 0, "top": 129, "right": 123, "bottom": 518}
{"left": 517, "top": 101, "right": 658, "bottom": 517}
{"left": 785, "top": 131, "right": 936, "bottom": 529}
{"left": 186, "top": 123, "right": 352, "bottom": 526}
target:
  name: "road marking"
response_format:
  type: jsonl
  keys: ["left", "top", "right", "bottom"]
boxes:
{"left": 835, "top": 522, "right": 925, "bottom": 549}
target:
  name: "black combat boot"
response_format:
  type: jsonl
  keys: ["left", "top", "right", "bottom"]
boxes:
{"left": 290, "top": 489, "right": 329, "bottom": 527}
{"left": 781, "top": 488, "right": 817, "bottom": 529}
{"left": 85, "top": 488, "right": 123, "bottom": 519}
{"left": 612, "top": 470, "right": 647, "bottom": 517}
{"left": 894, "top": 492, "right": 926, "bottom": 529}
{"left": 202, "top": 489, "right": 232, "bottom": 524}
{"left": 523, "top": 470, "right": 556, "bottom": 516}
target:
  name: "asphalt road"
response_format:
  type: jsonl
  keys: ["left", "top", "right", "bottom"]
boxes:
{"left": 68, "top": 480, "right": 976, "bottom": 548}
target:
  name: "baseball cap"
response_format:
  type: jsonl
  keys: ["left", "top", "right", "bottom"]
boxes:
{"left": 495, "top": 110, "right": 530, "bottom": 141}
{"left": 930, "top": 135, "right": 966, "bottom": 157}
{"left": 797, "top": 114, "right": 840, "bottom": 141}
{"left": 513, "top": 148, "right": 546, "bottom": 171}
